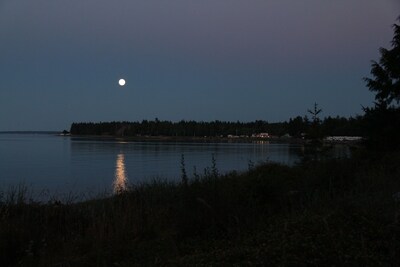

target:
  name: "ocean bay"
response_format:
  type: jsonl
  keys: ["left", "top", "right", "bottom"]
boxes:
{"left": 0, "top": 133, "right": 304, "bottom": 198}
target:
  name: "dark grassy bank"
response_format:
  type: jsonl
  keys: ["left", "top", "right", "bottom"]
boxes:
{"left": 1, "top": 149, "right": 400, "bottom": 266}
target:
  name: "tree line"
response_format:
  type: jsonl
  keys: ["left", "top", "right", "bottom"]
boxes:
{"left": 70, "top": 115, "right": 364, "bottom": 138}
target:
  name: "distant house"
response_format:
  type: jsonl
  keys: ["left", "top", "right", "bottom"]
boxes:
{"left": 252, "top": 133, "right": 269, "bottom": 138}
{"left": 324, "top": 136, "right": 363, "bottom": 142}
{"left": 60, "top": 130, "right": 71, "bottom": 136}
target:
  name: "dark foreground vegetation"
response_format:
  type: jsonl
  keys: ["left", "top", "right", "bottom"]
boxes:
{"left": 1, "top": 148, "right": 400, "bottom": 266}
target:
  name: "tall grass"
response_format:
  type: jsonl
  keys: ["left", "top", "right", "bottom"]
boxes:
{"left": 1, "top": 150, "right": 400, "bottom": 266}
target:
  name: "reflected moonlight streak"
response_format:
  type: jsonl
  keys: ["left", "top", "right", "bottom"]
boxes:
{"left": 114, "top": 153, "right": 128, "bottom": 193}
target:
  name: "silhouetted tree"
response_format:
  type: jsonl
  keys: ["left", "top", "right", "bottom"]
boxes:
{"left": 307, "top": 102, "right": 322, "bottom": 125}
{"left": 364, "top": 19, "right": 400, "bottom": 107}
{"left": 288, "top": 116, "right": 307, "bottom": 137}
{"left": 307, "top": 102, "right": 323, "bottom": 140}
{"left": 363, "top": 17, "right": 400, "bottom": 149}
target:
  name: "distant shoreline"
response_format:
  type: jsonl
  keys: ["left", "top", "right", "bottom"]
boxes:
{"left": 0, "top": 131, "right": 362, "bottom": 144}
{"left": 68, "top": 134, "right": 294, "bottom": 143}
{"left": 0, "top": 131, "right": 60, "bottom": 134}
{"left": 68, "top": 134, "right": 364, "bottom": 145}
{"left": 70, "top": 134, "right": 280, "bottom": 142}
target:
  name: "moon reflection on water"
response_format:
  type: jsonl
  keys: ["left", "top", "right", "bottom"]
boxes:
{"left": 114, "top": 153, "right": 128, "bottom": 193}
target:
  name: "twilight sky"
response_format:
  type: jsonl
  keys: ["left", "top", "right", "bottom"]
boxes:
{"left": 0, "top": 1, "right": 399, "bottom": 131}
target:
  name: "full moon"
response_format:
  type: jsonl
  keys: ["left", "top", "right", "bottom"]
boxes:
{"left": 118, "top": 79, "right": 126, "bottom": 86}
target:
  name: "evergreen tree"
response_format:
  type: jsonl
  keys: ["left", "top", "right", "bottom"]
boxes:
{"left": 363, "top": 18, "right": 400, "bottom": 149}
{"left": 307, "top": 102, "right": 322, "bottom": 125}
{"left": 364, "top": 19, "right": 400, "bottom": 107}
{"left": 307, "top": 102, "right": 323, "bottom": 140}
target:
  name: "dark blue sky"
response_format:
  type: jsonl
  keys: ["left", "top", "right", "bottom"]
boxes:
{"left": 0, "top": 1, "right": 399, "bottom": 131}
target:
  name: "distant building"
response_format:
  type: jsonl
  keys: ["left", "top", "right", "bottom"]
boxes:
{"left": 252, "top": 133, "right": 269, "bottom": 138}
{"left": 324, "top": 136, "right": 363, "bottom": 142}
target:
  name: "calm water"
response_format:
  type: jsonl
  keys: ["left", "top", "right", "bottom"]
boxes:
{"left": 0, "top": 133, "right": 305, "bottom": 198}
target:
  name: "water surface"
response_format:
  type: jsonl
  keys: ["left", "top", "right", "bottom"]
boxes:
{"left": 0, "top": 133, "right": 305, "bottom": 198}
